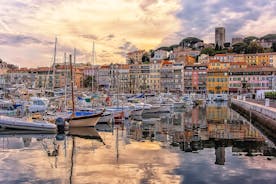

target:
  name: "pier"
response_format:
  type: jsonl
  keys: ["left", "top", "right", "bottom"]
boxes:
{"left": 231, "top": 98, "right": 276, "bottom": 142}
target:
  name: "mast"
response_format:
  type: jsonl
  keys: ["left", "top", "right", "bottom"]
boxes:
{"left": 64, "top": 53, "right": 68, "bottom": 111}
{"left": 73, "top": 48, "right": 76, "bottom": 89}
{"left": 69, "top": 54, "right": 75, "bottom": 116}
{"left": 52, "top": 37, "right": 57, "bottom": 91}
{"left": 92, "top": 41, "right": 95, "bottom": 92}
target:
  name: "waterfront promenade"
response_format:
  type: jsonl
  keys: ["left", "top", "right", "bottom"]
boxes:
{"left": 231, "top": 98, "right": 276, "bottom": 142}
{"left": 246, "top": 99, "right": 276, "bottom": 109}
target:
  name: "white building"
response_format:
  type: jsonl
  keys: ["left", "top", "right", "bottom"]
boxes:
{"left": 151, "top": 50, "right": 169, "bottom": 61}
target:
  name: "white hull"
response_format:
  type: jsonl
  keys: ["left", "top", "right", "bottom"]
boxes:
{"left": 69, "top": 115, "right": 101, "bottom": 127}
{"left": 131, "top": 109, "right": 143, "bottom": 116}
{"left": 173, "top": 102, "right": 185, "bottom": 108}
{"left": 0, "top": 116, "right": 56, "bottom": 133}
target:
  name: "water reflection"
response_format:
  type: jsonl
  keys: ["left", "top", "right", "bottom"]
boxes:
{"left": 0, "top": 103, "right": 275, "bottom": 184}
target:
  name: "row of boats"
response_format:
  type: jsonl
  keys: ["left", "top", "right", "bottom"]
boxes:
{"left": 0, "top": 90, "right": 201, "bottom": 133}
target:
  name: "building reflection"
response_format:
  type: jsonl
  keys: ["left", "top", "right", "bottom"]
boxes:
{"left": 127, "top": 102, "right": 274, "bottom": 165}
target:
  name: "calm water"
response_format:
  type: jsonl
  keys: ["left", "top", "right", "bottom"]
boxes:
{"left": 0, "top": 103, "right": 275, "bottom": 184}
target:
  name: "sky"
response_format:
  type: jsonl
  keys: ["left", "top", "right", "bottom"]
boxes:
{"left": 0, "top": 0, "right": 275, "bottom": 67}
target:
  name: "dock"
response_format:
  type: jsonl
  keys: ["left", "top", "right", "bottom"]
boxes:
{"left": 231, "top": 98, "right": 276, "bottom": 142}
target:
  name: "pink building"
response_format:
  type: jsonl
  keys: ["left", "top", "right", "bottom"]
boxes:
{"left": 229, "top": 67, "right": 276, "bottom": 94}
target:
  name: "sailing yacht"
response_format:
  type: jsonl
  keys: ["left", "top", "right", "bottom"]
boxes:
{"left": 65, "top": 53, "right": 104, "bottom": 127}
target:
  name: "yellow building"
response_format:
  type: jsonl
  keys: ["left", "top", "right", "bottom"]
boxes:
{"left": 244, "top": 54, "right": 257, "bottom": 66}
{"left": 256, "top": 53, "right": 270, "bottom": 66}
{"left": 233, "top": 54, "right": 245, "bottom": 63}
{"left": 207, "top": 60, "right": 229, "bottom": 94}
{"left": 185, "top": 55, "right": 196, "bottom": 65}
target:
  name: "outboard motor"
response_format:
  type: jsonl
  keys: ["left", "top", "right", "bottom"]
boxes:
{"left": 55, "top": 117, "right": 66, "bottom": 133}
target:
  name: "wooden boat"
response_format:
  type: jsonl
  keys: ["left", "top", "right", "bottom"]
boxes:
{"left": 0, "top": 115, "right": 56, "bottom": 133}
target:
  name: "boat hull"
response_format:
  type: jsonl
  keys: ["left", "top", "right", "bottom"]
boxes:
{"left": 98, "top": 113, "right": 113, "bottom": 123}
{"left": 0, "top": 116, "right": 56, "bottom": 133}
{"left": 68, "top": 113, "right": 103, "bottom": 127}
{"left": 131, "top": 109, "right": 143, "bottom": 116}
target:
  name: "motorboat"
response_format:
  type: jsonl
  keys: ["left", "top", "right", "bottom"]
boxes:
{"left": 27, "top": 97, "right": 49, "bottom": 113}
{"left": 0, "top": 115, "right": 56, "bottom": 133}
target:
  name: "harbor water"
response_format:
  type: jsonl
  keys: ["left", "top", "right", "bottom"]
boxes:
{"left": 0, "top": 103, "right": 275, "bottom": 184}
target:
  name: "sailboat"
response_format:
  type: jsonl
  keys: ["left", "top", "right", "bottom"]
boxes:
{"left": 65, "top": 53, "right": 104, "bottom": 127}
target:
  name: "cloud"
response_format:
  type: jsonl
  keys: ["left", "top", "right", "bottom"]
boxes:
{"left": 0, "top": 33, "right": 53, "bottom": 45}
{"left": 160, "top": 0, "right": 276, "bottom": 46}
{"left": 139, "top": 0, "right": 158, "bottom": 11}
{"left": 80, "top": 34, "right": 98, "bottom": 40}
{"left": 0, "top": 0, "right": 275, "bottom": 67}
{"left": 0, "top": 0, "right": 182, "bottom": 67}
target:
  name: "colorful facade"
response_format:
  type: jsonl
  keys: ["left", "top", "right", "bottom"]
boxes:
{"left": 184, "top": 64, "right": 207, "bottom": 94}
{"left": 229, "top": 67, "right": 276, "bottom": 94}
{"left": 207, "top": 60, "right": 229, "bottom": 94}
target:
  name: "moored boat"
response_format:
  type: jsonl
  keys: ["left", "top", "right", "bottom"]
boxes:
{"left": 0, "top": 115, "right": 56, "bottom": 133}
{"left": 66, "top": 111, "right": 104, "bottom": 127}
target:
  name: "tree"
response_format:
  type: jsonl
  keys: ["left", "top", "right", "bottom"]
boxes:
{"left": 142, "top": 53, "right": 150, "bottom": 63}
{"left": 232, "top": 42, "right": 247, "bottom": 54}
{"left": 149, "top": 49, "right": 155, "bottom": 58}
{"left": 224, "top": 42, "right": 231, "bottom": 48}
{"left": 272, "top": 42, "right": 276, "bottom": 52}
{"left": 215, "top": 43, "right": 219, "bottom": 50}
{"left": 84, "top": 76, "right": 96, "bottom": 88}
{"left": 200, "top": 47, "right": 216, "bottom": 56}
{"left": 243, "top": 36, "right": 259, "bottom": 45}
{"left": 260, "top": 34, "right": 276, "bottom": 41}
{"left": 180, "top": 37, "right": 203, "bottom": 48}
{"left": 246, "top": 41, "right": 264, "bottom": 53}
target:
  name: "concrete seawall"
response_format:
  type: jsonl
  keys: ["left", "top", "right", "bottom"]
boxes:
{"left": 231, "top": 98, "right": 276, "bottom": 143}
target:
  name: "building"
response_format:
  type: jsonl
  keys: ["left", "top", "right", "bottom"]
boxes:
{"left": 198, "top": 54, "right": 209, "bottom": 64}
{"left": 151, "top": 50, "right": 169, "bottom": 61}
{"left": 139, "top": 63, "right": 150, "bottom": 92}
{"left": 207, "top": 60, "right": 229, "bottom": 94}
{"left": 98, "top": 65, "right": 111, "bottom": 91}
{"left": 215, "top": 27, "right": 225, "bottom": 48}
{"left": 172, "top": 47, "right": 200, "bottom": 63}
{"left": 232, "top": 37, "right": 243, "bottom": 45}
{"left": 269, "top": 53, "right": 276, "bottom": 67}
{"left": 129, "top": 64, "right": 140, "bottom": 93}
{"left": 228, "top": 67, "right": 276, "bottom": 94}
{"left": 230, "top": 62, "right": 247, "bottom": 70}
{"left": 211, "top": 54, "right": 234, "bottom": 63}
{"left": 160, "top": 61, "right": 174, "bottom": 92}
{"left": 172, "top": 63, "right": 184, "bottom": 93}
{"left": 184, "top": 64, "right": 207, "bottom": 94}
{"left": 126, "top": 50, "right": 145, "bottom": 64}
{"left": 149, "top": 61, "right": 161, "bottom": 92}
{"left": 116, "top": 64, "right": 130, "bottom": 93}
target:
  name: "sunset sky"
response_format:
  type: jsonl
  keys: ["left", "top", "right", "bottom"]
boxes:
{"left": 0, "top": 0, "right": 275, "bottom": 67}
